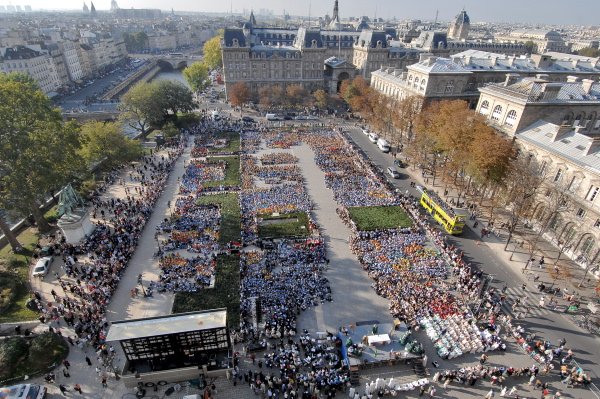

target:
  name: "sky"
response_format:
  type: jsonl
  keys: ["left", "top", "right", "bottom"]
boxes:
{"left": 14, "top": 0, "right": 600, "bottom": 25}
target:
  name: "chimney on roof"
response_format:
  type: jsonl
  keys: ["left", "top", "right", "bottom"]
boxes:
{"left": 582, "top": 79, "right": 595, "bottom": 95}
{"left": 418, "top": 52, "right": 433, "bottom": 63}
{"left": 553, "top": 124, "right": 572, "bottom": 142}
{"left": 584, "top": 136, "right": 600, "bottom": 155}
{"left": 566, "top": 75, "right": 579, "bottom": 83}
{"left": 504, "top": 73, "right": 520, "bottom": 86}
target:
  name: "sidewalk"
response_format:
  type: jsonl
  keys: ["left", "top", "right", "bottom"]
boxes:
{"left": 405, "top": 163, "right": 599, "bottom": 310}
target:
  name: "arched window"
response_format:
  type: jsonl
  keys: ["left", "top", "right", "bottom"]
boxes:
{"left": 420, "top": 79, "right": 427, "bottom": 91}
{"left": 562, "top": 113, "right": 572, "bottom": 125}
{"left": 413, "top": 77, "right": 419, "bottom": 89}
{"left": 580, "top": 236, "right": 594, "bottom": 255}
{"left": 573, "top": 113, "right": 584, "bottom": 127}
{"left": 444, "top": 80, "right": 454, "bottom": 94}
{"left": 548, "top": 214, "right": 562, "bottom": 232}
{"left": 505, "top": 110, "right": 518, "bottom": 126}
{"left": 491, "top": 105, "right": 503, "bottom": 121}
{"left": 479, "top": 100, "right": 490, "bottom": 115}
{"left": 408, "top": 75, "right": 413, "bottom": 85}
{"left": 562, "top": 225, "right": 577, "bottom": 243}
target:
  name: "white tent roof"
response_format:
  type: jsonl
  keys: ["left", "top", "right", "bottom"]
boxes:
{"left": 106, "top": 310, "right": 227, "bottom": 341}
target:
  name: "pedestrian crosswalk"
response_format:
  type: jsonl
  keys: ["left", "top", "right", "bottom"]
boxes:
{"left": 501, "top": 285, "right": 555, "bottom": 318}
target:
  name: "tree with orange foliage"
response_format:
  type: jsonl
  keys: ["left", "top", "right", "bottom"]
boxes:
{"left": 286, "top": 84, "right": 307, "bottom": 109}
{"left": 229, "top": 82, "right": 251, "bottom": 115}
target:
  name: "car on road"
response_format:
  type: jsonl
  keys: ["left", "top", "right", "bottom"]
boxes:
{"left": 368, "top": 132, "right": 379, "bottom": 143}
{"left": 394, "top": 159, "right": 407, "bottom": 168}
{"left": 362, "top": 128, "right": 370, "bottom": 136}
{"left": 283, "top": 115, "right": 294, "bottom": 120}
{"left": 242, "top": 116, "right": 255, "bottom": 123}
{"left": 32, "top": 256, "right": 53, "bottom": 278}
{"left": 386, "top": 167, "right": 401, "bottom": 179}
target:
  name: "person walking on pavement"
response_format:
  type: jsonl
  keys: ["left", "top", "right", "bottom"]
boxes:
{"left": 101, "top": 376, "right": 108, "bottom": 388}
{"left": 74, "top": 384, "right": 83, "bottom": 394}
{"left": 539, "top": 256, "right": 545, "bottom": 269}
{"left": 85, "top": 356, "right": 92, "bottom": 366}
{"left": 59, "top": 384, "right": 69, "bottom": 395}
{"left": 63, "top": 359, "right": 70, "bottom": 369}
{"left": 428, "top": 386, "right": 436, "bottom": 398}
{"left": 485, "top": 389, "right": 495, "bottom": 398}
{"left": 62, "top": 368, "right": 70, "bottom": 378}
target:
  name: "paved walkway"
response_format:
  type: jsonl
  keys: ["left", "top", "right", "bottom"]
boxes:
{"left": 292, "top": 143, "right": 392, "bottom": 332}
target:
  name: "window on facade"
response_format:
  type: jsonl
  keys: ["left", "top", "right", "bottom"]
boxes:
{"left": 444, "top": 80, "right": 454, "bottom": 94}
{"left": 539, "top": 160, "right": 548, "bottom": 176}
{"left": 491, "top": 105, "right": 503, "bottom": 121}
{"left": 408, "top": 75, "right": 413, "bottom": 85}
{"left": 420, "top": 79, "right": 427, "bottom": 91}
{"left": 413, "top": 78, "right": 419, "bottom": 89}
{"left": 573, "top": 114, "right": 583, "bottom": 127}
{"left": 568, "top": 176, "right": 582, "bottom": 193}
{"left": 505, "top": 110, "right": 518, "bottom": 126}
{"left": 595, "top": 219, "right": 600, "bottom": 228}
{"left": 586, "top": 186, "right": 599, "bottom": 202}
{"left": 581, "top": 236, "right": 594, "bottom": 255}
{"left": 595, "top": 120, "right": 600, "bottom": 129}
{"left": 479, "top": 100, "right": 489, "bottom": 115}
{"left": 553, "top": 168, "right": 563, "bottom": 183}
{"left": 563, "top": 225, "right": 577, "bottom": 242}
{"left": 548, "top": 214, "right": 562, "bottom": 231}
{"left": 576, "top": 208, "right": 586, "bottom": 218}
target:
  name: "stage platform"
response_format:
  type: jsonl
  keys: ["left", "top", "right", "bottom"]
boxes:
{"left": 339, "top": 320, "right": 422, "bottom": 370}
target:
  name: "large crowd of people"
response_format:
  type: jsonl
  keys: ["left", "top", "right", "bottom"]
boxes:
{"left": 32, "top": 138, "right": 186, "bottom": 352}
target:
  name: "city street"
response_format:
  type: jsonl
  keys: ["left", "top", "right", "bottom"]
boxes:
{"left": 343, "top": 124, "right": 600, "bottom": 384}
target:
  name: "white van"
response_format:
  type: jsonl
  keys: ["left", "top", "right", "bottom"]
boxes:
{"left": 377, "top": 138, "right": 391, "bottom": 153}
{"left": 265, "top": 113, "right": 280, "bottom": 121}
{"left": 211, "top": 110, "right": 220, "bottom": 118}
{"left": 0, "top": 384, "right": 46, "bottom": 399}
{"left": 368, "top": 132, "right": 379, "bottom": 143}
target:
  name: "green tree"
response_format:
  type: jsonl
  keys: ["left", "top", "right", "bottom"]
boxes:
{"left": 161, "top": 122, "right": 180, "bottom": 140}
{"left": 0, "top": 209, "right": 21, "bottom": 252}
{"left": 577, "top": 47, "right": 600, "bottom": 57}
{"left": 79, "top": 121, "right": 143, "bottom": 170}
{"left": 202, "top": 33, "right": 223, "bottom": 70}
{"left": 313, "top": 89, "right": 330, "bottom": 109}
{"left": 119, "top": 81, "right": 162, "bottom": 136}
{"left": 524, "top": 40, "right": 536, "bottom": 53}
{"left": 156, "top": 80, "right": 195, "bottom": 120}
{"left": 0, "top": 73, "right": 82, "bottom": 232}
{"left": 135, "top": 32, "right": 148, "bottom": 51}
{"left": 183, "top": 61, "right": 210, "bottom": 93}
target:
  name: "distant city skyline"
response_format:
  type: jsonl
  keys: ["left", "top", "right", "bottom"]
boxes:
{"left": 5, "top": 0, "right": 600, "bottom": 25}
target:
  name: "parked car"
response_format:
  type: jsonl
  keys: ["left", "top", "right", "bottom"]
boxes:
{"left": 39, "top": 245, "right": 54, "bottom": 257}
{"left": 368, "top": 132, "right": 379, "bottom": 143}
{"left": 242, "top": 116, "right": 255, "bottom": 123}
{"left": 394, "top": 159, "right": 407, "bottom": 168}
{"left": 32, "top": 256, "right": 53, "bottom": 277}
{"left": 386, "top": 167, "right": 401, "bottom": 179}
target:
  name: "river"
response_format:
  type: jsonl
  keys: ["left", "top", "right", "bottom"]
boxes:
{"left": 151, "top": 70, "right": 190, "bottom": 88}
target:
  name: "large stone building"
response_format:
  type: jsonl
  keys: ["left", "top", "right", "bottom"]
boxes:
{"left": 517, "top": 122, "right": 600, "bottom": 267}
{"left": 477, "top": 77, "right": 600, "bottom": 136}
{"left": 473, "top": 76, "right": 600, "bottom": 268}
{"left": 410, "top": 30, "right": 529, "bottom": 57}
{"left": 497, "top": 30, "right": 570, "bottom": 54}
{"left": 221, "top": 26, "right": 327, "bottom": 96}
{"left": 371, "top": 50, "right": 600, "bottom": 109}
{"left": 0, "top": 45, "right": 60, "bottom": 94}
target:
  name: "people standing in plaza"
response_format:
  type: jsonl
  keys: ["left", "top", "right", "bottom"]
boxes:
{"left": 59, "top": 384, "right": 69, "bottom": 394}
{"left": 74, "top": 384, "right": 83, "bottom": 394}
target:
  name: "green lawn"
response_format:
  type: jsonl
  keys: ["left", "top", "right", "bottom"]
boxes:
{"left": 196, "top": 193, "right": 240, "bottom": 244}
{"left": 0, "top": 227, "right": 40, "bottom": 322}
{"left": 202, "top": 156, "right": 240, "bottom": 188}
{"left": 208, "top": 132, "right": 240, "bottom": 154}
{"left": 258, "top": 212, "right": 310, "bottom": 238}
{"left": 172, "top": 254, "right": 240, "bottom": 328}
{"left": 348, "top": 206, "right": 413, "bottom": 231}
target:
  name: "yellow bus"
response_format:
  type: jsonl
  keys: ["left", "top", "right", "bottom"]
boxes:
{"left": 416, "top": 186, "right": 466, "bottom": 235}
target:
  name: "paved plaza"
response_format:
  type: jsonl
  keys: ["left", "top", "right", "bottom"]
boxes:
{"left": 13, "top": 124, "right": 596, "bottom": 399}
